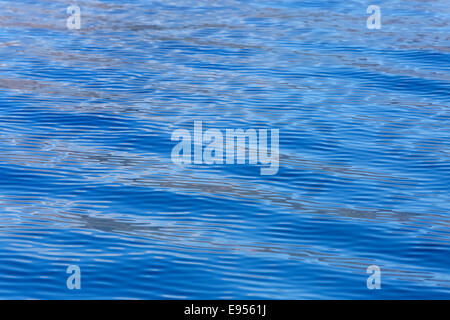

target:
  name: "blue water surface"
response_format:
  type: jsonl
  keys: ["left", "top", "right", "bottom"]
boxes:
{"left": 0, "top": 0, "right": 449, "bottom": 299}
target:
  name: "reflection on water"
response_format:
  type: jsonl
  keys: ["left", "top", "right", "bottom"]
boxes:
{"left": 0, "top": 0, "right": 449, "bottom": 299}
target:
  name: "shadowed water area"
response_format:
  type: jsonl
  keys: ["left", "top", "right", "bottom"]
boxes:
{"left": 0, "top": 0, "right": 449, "bottom": 299}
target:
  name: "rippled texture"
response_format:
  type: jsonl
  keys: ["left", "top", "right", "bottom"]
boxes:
{"left": 0, "top": 0, "right": 449, "bottom": 299}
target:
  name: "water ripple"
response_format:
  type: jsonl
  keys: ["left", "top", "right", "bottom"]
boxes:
{"left": 0, "top": 0, "right": 449, "bottom": 299}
